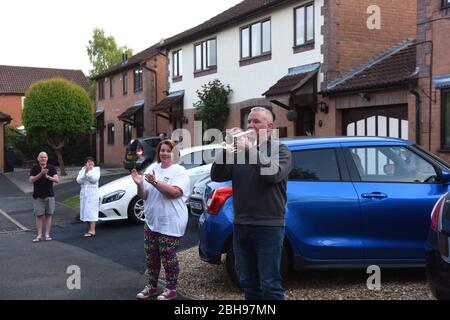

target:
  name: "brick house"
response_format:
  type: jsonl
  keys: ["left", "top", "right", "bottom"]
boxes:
{"left": 323, "top": 0, "right": 450, "bottom": 163}
{"left": 322, "top": 39, "right": 416, "bottom": 141}
{"left": 158, "top": 0, "right": 416, "bottom": 145}
{"left": 0, "top": 65, "right": 90, "bottom": 129}
{"left": 414, "top": 0, "right": 450, "bottom": 162}
{"left": 0, "top": 111, "right": 12, "bottom": 173}
{"left": 92, "top": 45, "right": 168, "bottom": 167}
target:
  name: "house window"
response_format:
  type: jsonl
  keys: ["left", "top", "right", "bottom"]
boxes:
{"left": 134, "top": 67, "right": 143, "bottom": 92}
{"left": 110, "top": 77, "right": 114, "bottom": 98}
{"left": 173, "top": 49, "right": 183, "bottom": 78}
{"left": 107, "top": 123, "right": 115, "bottom": 145}
{"left": 442, "top": 90, "right": 450, "bottom": 149}
{"left": 240, "top": 19, "right": 271, "bottom": 59}
{"left": 194, "top": 38, "right": 217, "bottom": 72}
{"left": 98, "top": 79, "right": 105, "bottom": 100}
{"left": 123, "top": 123, "right": 132, "bottom": 146}
{"left": 295, "top": 3, "right": 314, "bottom": 47}
{"left": 123, "top": 73, "right": 128, "bottom": 95}
{"left": 443, "top": 0, "right": 450, "bottom": 8}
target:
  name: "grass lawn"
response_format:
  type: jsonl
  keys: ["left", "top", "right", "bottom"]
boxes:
{"left": 63, "top": 195, "right": 80, "bottom": 212}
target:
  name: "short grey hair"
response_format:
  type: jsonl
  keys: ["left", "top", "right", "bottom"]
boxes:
{"left": 250, "top": 107, "right": 274, "bottom": 123}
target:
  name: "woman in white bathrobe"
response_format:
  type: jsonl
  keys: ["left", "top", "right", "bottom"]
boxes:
{"left": 76, "top": 157, "right": 101, "bottom": 237}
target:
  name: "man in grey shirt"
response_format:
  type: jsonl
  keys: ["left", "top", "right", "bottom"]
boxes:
{"left": 211, "top": 107, "right": 291, "bottom": 300}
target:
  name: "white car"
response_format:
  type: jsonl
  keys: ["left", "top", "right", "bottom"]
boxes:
{"left": 98, "top": 144, "right": 221, "bottom": 223}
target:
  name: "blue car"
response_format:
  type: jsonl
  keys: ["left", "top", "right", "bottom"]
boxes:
{"left": 198, "top": 137, "right": 450, "bottom": 285}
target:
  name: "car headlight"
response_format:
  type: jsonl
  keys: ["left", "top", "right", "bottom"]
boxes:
{"left": 102, "top": 191, "right": 126, "bottom": 204}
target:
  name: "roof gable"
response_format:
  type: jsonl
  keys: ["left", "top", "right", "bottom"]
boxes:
{"left": 0, "top": 65, "right": 90, "bottom": 95}
{"left": 92, "top": 44, "right": 160, "bottom": 80}
{"left": 324, "top": 39, "right": 417, "bottom": 94}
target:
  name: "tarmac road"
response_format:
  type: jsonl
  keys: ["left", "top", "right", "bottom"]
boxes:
{"left": 0, "top": 172, "right": 199, "bottom": 300}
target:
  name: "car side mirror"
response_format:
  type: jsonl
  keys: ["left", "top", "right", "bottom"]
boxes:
{"left": 440, "top": 170, "right": 450, "bottom": 185}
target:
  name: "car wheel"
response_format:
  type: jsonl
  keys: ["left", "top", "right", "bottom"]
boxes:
{"left": 225, "top": 242, "right": 290, "bottom": 289}
{"left": 435, "top": 289, "right": 450, "bottom": 300}
{"left": 128, "top": 196, "right": 145, "bottom": 224}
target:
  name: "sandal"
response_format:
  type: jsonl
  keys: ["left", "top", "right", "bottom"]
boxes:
{"left": 32, "top": 237, "right": 42, "bottom": 243}
{"left": 45, "top": 236, "right": 52, "bottom": 241}
{"left": 83, "top": 232, "right": 96, "bottom": 238}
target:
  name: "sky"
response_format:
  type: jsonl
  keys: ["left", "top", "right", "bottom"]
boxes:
{"left": 0, "top": 0, "right": 242, "bottom": 75}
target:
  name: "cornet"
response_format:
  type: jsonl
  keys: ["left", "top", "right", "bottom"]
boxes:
{"left": 221, "top": 129, "right": 256, "bottom": 153}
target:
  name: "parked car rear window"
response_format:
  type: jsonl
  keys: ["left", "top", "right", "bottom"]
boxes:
{"left": 289, "top": 149, "right": 341, "bottom": 181}
{"left": 350, "top": 146, "right": 438, "bottom": 183}
{"left": 144, "top": 138, "right": 161, "bottom": 148}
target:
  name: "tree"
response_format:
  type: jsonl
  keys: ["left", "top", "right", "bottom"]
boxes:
{"left": 194, "top": 79, "right": 233, "bottom": 131}
{"left": 86, "top": 27, "right": 134, "bottom": 78}
{"left": 22, "top": 78, "right": 94, "bottom": 176}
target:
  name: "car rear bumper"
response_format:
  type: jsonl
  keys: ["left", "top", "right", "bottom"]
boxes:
{"left": 198, "top": 212, "right": 231, "bottom": 265}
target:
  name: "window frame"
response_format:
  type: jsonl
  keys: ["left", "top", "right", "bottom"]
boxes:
{"left": 172, "top": 49, "right": 183, "bottom": 81}
{"left": 239, "top": 18, "right": 272, "bottom": 61}
{"left": 294, "top": 2, "right": 315, "bottom": 48}
{"left": 98, "top": 79, "right": 105, "bottom": 100}
{"left": 133, "top": 67, "right": 143, "bottom": 92}
{"left": 288, "top": 147, "right": 348, "bottom": 182}
{"left": 123, "top": 123, "right": 132, "bottom": 146}
{"left": 109, "top": 77, "right": 115, "bottom": 98}
{"left": 107, "top": 123, "right": 115, "bottom": 145}
{"left": 443, "top": 0, "right": 450, "bottom": 8}
{"left": 343, "top": 145, "right": 441, "bottom": 184}
{"left": 194, "top": 38, "right": 217, "bottom": 74}
{"left": 122, "top": 72, "right": 128, "bottom": 95}
{"left": 441, "top": 89, "right": 450, "bottom": 150}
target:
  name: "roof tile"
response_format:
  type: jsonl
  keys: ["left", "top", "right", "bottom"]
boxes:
{"left": 0, "top": 65, "right": 90, "bottom": 94}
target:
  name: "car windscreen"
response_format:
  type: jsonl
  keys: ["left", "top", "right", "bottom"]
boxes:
{"left": 413, "top": 144, "right": 450, "bottom": 170}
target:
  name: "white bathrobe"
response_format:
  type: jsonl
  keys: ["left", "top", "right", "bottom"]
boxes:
{"left": 76, "top": 166, "right": 101, "bottom": 222}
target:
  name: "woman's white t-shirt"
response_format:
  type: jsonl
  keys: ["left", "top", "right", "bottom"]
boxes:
{"left": 143, "top": 163, "right": 190, "bottom": 237}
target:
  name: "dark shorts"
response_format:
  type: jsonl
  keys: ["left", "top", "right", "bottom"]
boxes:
{"left": 33, "top": 197, "right": 55, "bottom": 216}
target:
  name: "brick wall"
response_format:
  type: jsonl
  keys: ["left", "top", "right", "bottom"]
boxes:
{"left": 323, "top": 0, "right": 417, "bottom": 88}
{"left": 0, "top": 96, "right": 22, "bottom": 128}
{"left": 337, "top": 0, "right": 417, "bottom": 72}
{"left": 416, "top": 0, "right": 450, "bottom": 162}
{"left": 0, "top": 121, "right": 4, "bottom": 173}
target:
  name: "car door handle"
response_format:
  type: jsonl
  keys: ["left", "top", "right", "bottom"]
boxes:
{"left": 361, "top": 192, "right": 388, "bottom": 199}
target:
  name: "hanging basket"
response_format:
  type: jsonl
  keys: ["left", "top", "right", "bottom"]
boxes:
{"left": 286, "top": 110, "right": 298, "bottom": 122}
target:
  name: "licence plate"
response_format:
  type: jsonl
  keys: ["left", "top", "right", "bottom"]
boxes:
{"left": 190, "top": 200, "right": 203, "bottom": 210}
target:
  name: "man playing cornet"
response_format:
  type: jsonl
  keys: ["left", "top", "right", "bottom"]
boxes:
{"left": 211, "top": 107, "right": 291, "bottom": 300}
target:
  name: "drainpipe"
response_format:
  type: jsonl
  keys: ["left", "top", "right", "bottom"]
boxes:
{"left": 141, "top": 63, "right": 158, "bottom": 135}
{"left": 409, "top": 89, "right": 421, "bottom": 146}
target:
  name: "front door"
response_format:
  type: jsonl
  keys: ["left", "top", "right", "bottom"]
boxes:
{"left": 343, "top": 142, "right": 448, "bottom": 261}
{"left": 296, "top": 106, "right": 315, "bottom": 136}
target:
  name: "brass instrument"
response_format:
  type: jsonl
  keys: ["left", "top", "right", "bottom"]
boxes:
{"left": 221, "top": 129, "right": 256, "bottom": 153}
